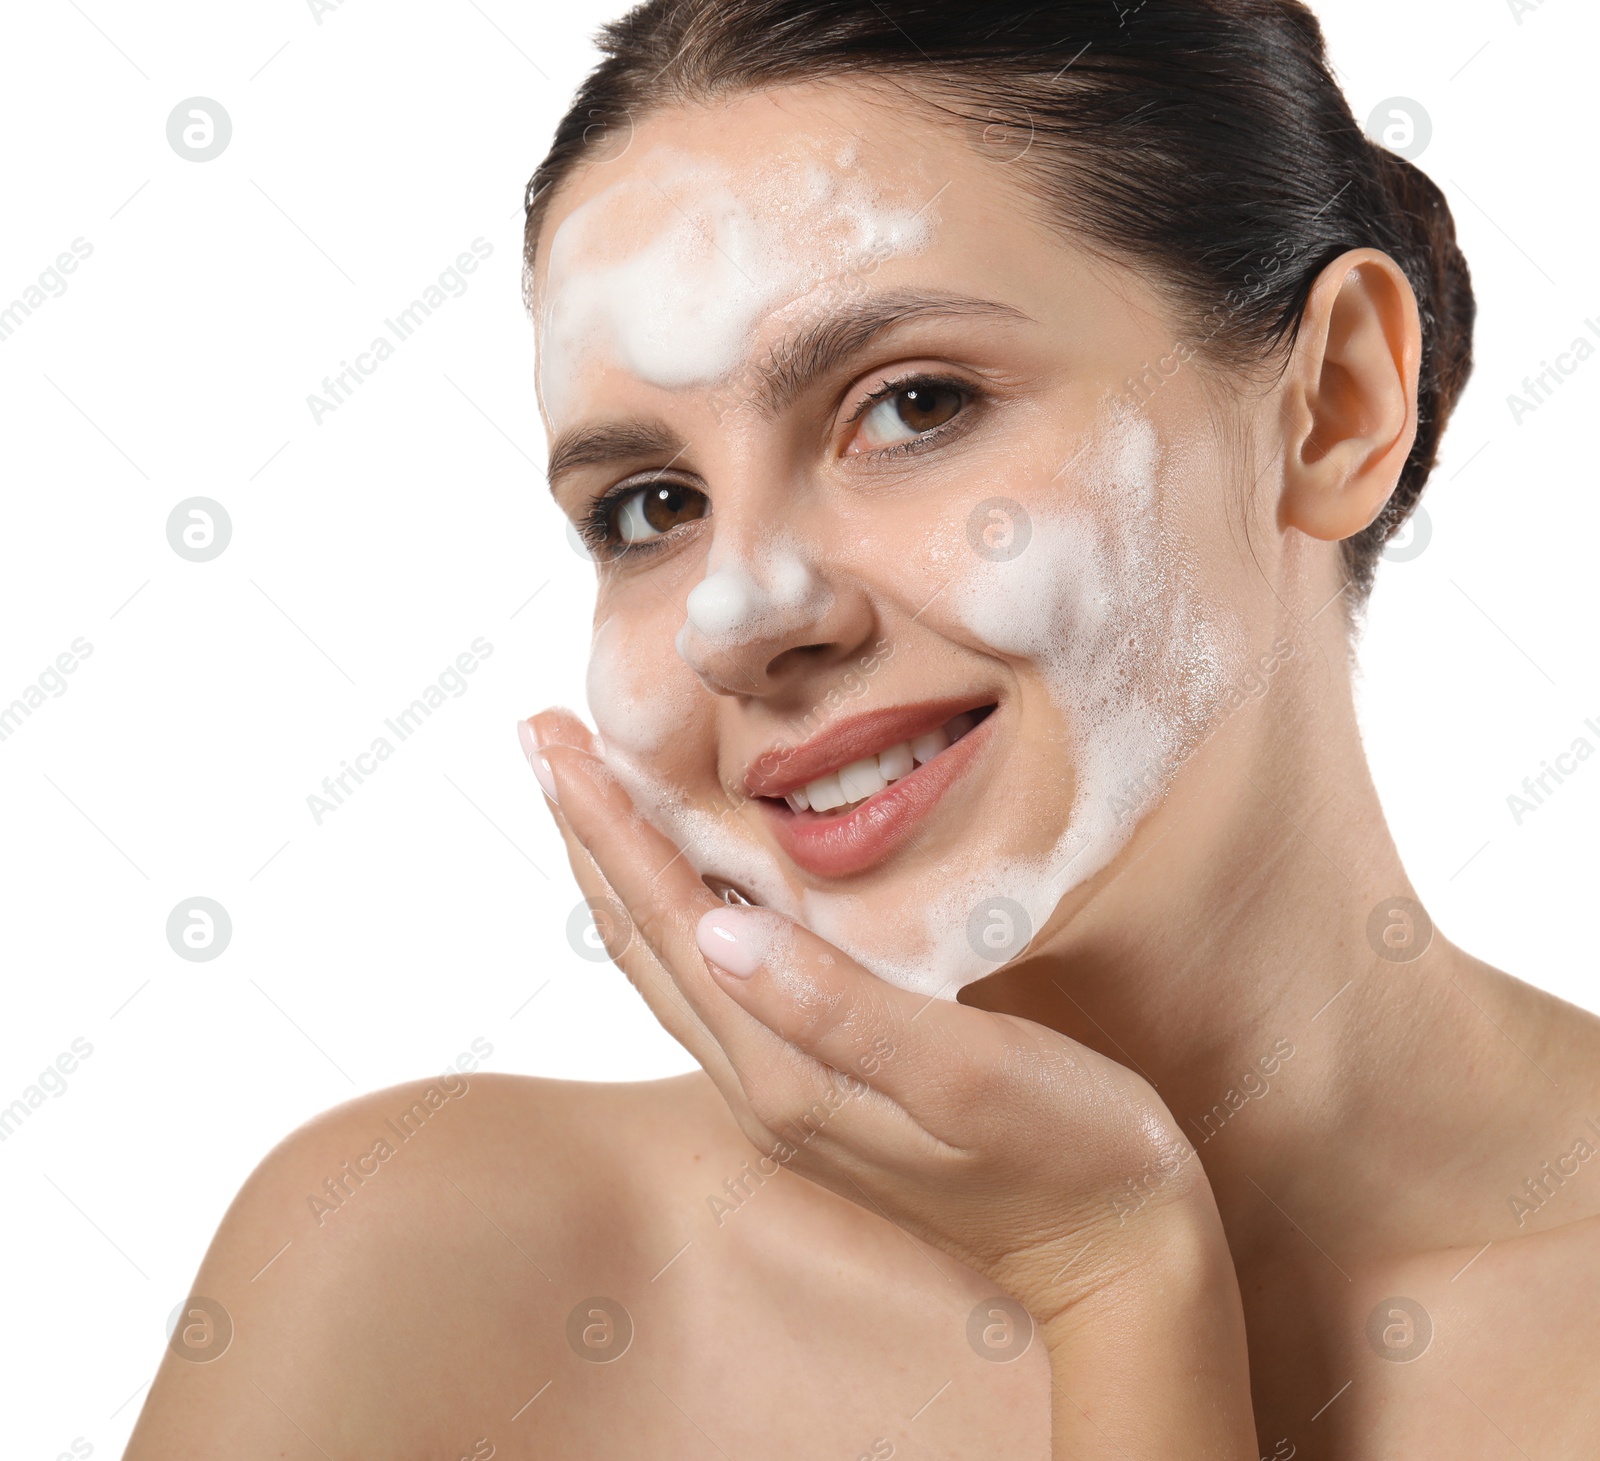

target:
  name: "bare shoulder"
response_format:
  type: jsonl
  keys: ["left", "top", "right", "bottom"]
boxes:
{"left": 1370, "top": 968, "right": 1600, "bottom": 1455}
{"left": 125, "top": 1070, "right": 730, "bottom": 1460}
{"left": 1336, "top": 1208, "right": 1600, "bottom": 1459}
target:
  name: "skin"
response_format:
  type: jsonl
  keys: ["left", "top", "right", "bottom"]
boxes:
{"left": 126, "top": 83, "right": 1600, "bottom": 1461}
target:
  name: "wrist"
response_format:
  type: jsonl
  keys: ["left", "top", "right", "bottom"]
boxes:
{"left": 1038, "top": 1184, "right": 1232, "bottom": 1338}
{"left": 989, "top": 1147, "right": 1221, "bottom": 1330}
{"left": 1028, "top": 1192, "right": 1258, "bottom": 1460}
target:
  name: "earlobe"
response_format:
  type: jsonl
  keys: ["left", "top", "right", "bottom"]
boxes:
{"left": 1278, "top": 248, "right": 1422, "bottom": 544}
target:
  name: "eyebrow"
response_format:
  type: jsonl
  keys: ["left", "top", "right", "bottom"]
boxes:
{"left": 546, "top": 421, "right": 686, "bottom": 493}
{"left": 544, "top": 291, "right": 1031, "bottom": 491}
{"left": 747, "top": 290, "right": 1032, "bottom": 417}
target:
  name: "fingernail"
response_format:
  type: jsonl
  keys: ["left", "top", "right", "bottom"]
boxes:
{"left": 517, "top": 719, "right": 559, "bottom": 804}
{"left": 696, "top": 908, "right": 762, "bottom": 978}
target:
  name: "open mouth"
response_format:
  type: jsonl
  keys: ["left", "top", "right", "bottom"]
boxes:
{"left": 748, "top": 699, "right": 998, "bottom": 878}
{"left": 772, "top": 706, "right": 993, "bottom": 814}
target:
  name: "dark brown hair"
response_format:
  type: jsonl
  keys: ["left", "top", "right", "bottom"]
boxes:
{"left": 524, "top": 0, "right": 1474, "bottom": 602}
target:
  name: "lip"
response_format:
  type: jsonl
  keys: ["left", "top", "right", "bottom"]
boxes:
{"left": 756, "top": 702, "right": 997, "bottom": 879}
{"left": 744, "top": 695, "right": 994, "bottom": 799}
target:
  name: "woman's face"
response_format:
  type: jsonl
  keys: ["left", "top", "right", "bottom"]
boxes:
{"left": 532, "top": 83, "right": 1293, "bottom": 998}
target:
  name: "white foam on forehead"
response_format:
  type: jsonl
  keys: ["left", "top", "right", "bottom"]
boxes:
{"left": 537, "top": 144, "right": 933, "bottom": 426}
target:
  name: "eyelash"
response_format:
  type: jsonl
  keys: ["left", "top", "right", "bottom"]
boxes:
{"left": 580, "top": 479, "right": 662, "bottom": 557}
{"left": 842, "top": 371, "right": 978, "bottom": 459}
{"left": 578, "top": 372, "right": 980, "bottom": 558}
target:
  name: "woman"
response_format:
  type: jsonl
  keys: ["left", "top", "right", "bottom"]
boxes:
{"left": 127, "top": 2, "right": 1600, "bottom": 1457}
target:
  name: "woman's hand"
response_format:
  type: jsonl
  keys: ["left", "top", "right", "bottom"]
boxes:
{"left": 525, "top": 708, "right": 1258, "bottom": 1458}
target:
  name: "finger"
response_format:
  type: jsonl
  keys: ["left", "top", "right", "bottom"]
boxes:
{"left": 535, "top": 739, "right": 747, "bottom": 1003}
{"left": 520, "top": 712, "right": 738, "bottom": 1079}
{"left": 525, "top": 716, "right": 839, "bottom": 1151}
{"left": 528, "top": 706, "right": 595, "bottom": 755}
{"left": 534, "top": 736, "right": 865, "bottom": 1124}
{"left": 537, "top": 729, "right": 1012, "bottom": 1134}
{"left": 558, "top": 809, "right": 725, "bottom": 1067}
{"left": 693, "top": 903, "right": 1017, "bottom": 1138}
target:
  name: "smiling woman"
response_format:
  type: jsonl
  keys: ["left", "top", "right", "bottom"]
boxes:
{"left": 125, "top": 3, "right": 1600, "bottom": 1459}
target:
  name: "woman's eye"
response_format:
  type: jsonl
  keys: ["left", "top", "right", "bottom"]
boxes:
{"left": 849, "top": 381, "right": 966, "bottom": 453}
{"left": 611, "top": 480, "right": 708, "bottom": 545}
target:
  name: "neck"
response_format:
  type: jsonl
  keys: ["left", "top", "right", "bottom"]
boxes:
{"left": 960, "top": 628, "right": 1530, "bottom": 1265}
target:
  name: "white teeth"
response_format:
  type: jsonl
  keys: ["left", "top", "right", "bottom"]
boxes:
{"left": 806, "top": 770, "right": 846, "bottom": 813}
{"left": 838, "top": 756, "right": 888, "bottom": 803}
{"left": 785, "top": 710, "right": 989, "bottom": 816}
{"left": 877, "top": 741, "right": 914, "bottom": 781}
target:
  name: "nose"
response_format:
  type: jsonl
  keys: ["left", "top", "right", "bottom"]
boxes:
{"left": 674, "top": 538, "right": 876, "bottom": 697}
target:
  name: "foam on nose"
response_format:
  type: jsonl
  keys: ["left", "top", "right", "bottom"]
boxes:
{"left": 676, "top": 542, "right": 833, "bottom": 669}
{"left": 685, "top": 561, "right": 766, "bottom": 640}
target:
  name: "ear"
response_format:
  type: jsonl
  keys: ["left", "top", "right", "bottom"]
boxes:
{"left": 1278, "top": 248, "right": 1421, "bottom": 543}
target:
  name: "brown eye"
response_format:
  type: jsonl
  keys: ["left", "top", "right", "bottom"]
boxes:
{"left": 851, "top": 379, "right": 968, "bottom": 453}
{"left": 613, "top": 481, "right": 708, "bottom": 545}
{"left": 893, "top": 383, "right": 963, "bottom": 433}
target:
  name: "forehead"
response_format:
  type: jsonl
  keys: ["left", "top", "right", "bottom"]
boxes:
{"left": 529, "top": 83, "right": 998, "bottom": 432}
{"left": 527, "top": 81, "right": 1177, "bottom": 437}
{"left": 530, "top": 82, "right": 953, "bottom": 287}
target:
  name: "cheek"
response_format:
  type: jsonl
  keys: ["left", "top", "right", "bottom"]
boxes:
{"left": 585, "top": 611, "right": 707, "bottom": 763}
{"left": 587, "top": 610, "right": 803, "bottom": 915}
{"left": 943, "top": 410, "right": 1242, "bottom": 752}
{"left": 802, "top": 409, "right": 1249, "bottom": 1000}
{"left": 814, "top": 398, "right": 1096, "bottom": 622}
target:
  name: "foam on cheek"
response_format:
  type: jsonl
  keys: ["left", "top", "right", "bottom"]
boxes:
{"left": 799, "top": 407, "right": 1238, "bottom": 1000}
{"left": 586, "top": 617, "right": 801, "bottom": 916}
{"left": 585, "top": 617, "right": 691, "bottom": 758}
{"left": 554, "top": 150, "right": 928, "bottom": 894}
{"left": 537, "top": 147, "right": 932, "bottom": 427}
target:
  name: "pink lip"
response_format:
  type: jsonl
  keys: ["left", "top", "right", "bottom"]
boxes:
{"left": 743, "top": 695, "right": 992, "bottom": 800}
{"left": 757, "top": 706, "right": 997, "bottom": 879}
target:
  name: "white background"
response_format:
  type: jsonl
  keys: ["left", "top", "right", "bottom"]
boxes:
{"left": 1, "top": 0, "right": 1594, "bottom": 1453}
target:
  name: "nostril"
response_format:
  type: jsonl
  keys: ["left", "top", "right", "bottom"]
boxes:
{"left": 764, "top": 642, "right": 833, "bottom": 678}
